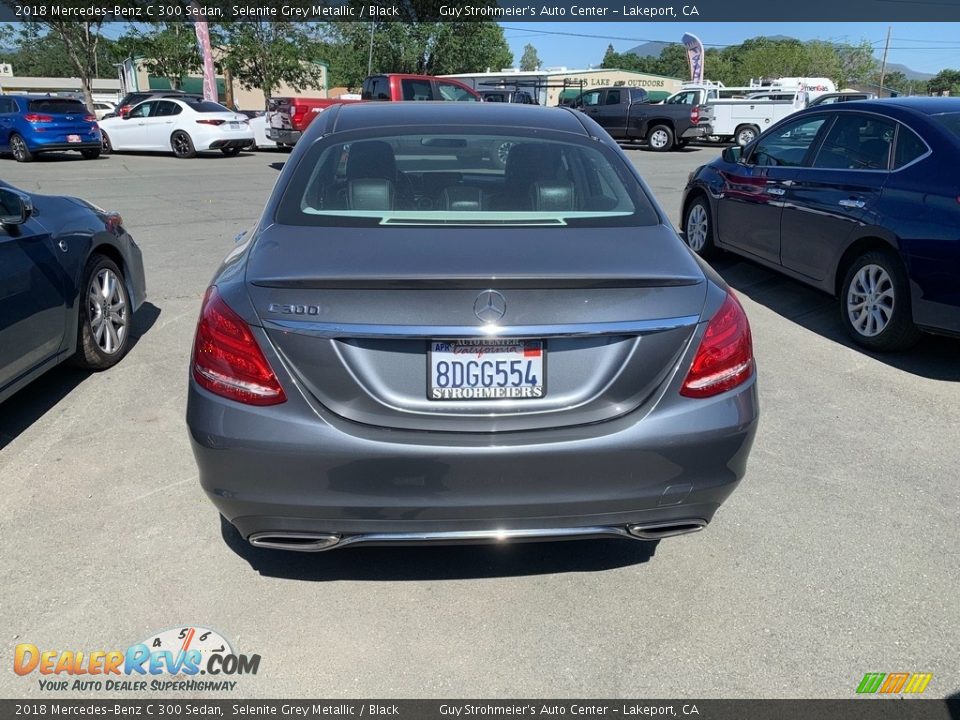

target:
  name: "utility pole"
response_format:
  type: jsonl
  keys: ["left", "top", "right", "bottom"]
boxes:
{"left": 367, "top": 23, "right": 375, "bottom": 77}
{"left": 879, "top": 26, "right": 891, "bottom": 96}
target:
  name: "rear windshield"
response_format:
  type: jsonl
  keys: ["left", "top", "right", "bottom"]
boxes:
{"left": 185, "top": 101, "right": 232, "bottom": 113}
{"left": 931, "top": 112, "right": 960, "bottom": 140}
{"left": 277, "top": 131, "right": 658, "bottom": 228}
{"left": 28, "top": 99, "right": 87, "bottom": 114}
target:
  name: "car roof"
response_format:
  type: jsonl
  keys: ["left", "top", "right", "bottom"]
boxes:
{"left": 328, "top": 102, "right": 589, "bottom": 135}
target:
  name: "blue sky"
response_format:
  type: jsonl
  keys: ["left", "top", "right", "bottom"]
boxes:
{"left": 502, "top": 22, "right": 960, "bottom": 75}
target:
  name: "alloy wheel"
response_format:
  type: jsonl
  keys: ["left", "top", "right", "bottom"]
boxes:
{"left": 846, "top": 263, "right": 894, "bottom": 337}
{"left": 88, "top": 268, "right": 128, "bottom": 354}
{"left": 685, "top": 204, "right": 709, "bottom": 252}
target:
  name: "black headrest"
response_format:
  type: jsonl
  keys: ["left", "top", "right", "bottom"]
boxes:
{"left": 348, "top": 178, "right": 394, "bottom": 210}
{"left": 442, "top": 186, "right": 484, "bottom": 211}
{"left": 504, "top": 143, "right": 563, "bottom": 189}
{"left": 530, "top": 181, "right": 575, "bottom": 211}
{"left": 347, "top": 140, "right": 396, "bottom": 181}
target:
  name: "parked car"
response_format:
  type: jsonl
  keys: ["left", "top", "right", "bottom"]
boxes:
{"left": 0, "top": 95, "right": 101, "bottom": 162}
{"left": 98, "top": 98, "right": 254, "bottom": 158}
{"left": 187, "top": 102, "right": 759, "bottom": 553}
{"left": 361, "top": 74, "right": 480, "bottom": 102}
{"left": 571, "top": 86, "right": 712, "bottom": 151}
{"left": 807, "top": 92, "right": 876, "bottom": 107}
{"left": 265, "top": 97, "right": 358, "bottom": 148}
{"left": 682, "top": 98, "right": 960, "bottom": 351}
{"left": 666, "top": 86, "right": 801, "bottom": 146}
{"left": 479, "top": 89, "right": 538, "bottom": 104}
{"left": 114, "top": 89, "right": 201, "bottom": 119}
{"left": 0, "top": 183, "right": 146, "bottom": 403}
{"left": 245, "top": 113, "right": 279, "bottom": 150}
{"left": 93, "top": 101, "right": 116, "bottom": 120}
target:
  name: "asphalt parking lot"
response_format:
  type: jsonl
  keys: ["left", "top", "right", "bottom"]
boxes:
{"left": 1, "top": 145, "right": 957, "bottom": 699}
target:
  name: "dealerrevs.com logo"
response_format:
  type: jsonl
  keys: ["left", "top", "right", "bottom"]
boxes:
{"left": 14, "top": 626, "right": 260, "bottom": 692}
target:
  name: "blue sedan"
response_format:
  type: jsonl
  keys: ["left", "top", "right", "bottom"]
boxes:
{"left": 0, "top": 182, "right": 146, "bottom": 403}
{"left": 682, "top": 97, "right": 960, "bottom": 351}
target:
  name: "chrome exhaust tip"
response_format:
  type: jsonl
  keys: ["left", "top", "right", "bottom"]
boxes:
{"left": 626, "top": 519, "right": 706, "bottom": 540}
{"left": 248, "top": 532, "right": 341, "bottom": 552}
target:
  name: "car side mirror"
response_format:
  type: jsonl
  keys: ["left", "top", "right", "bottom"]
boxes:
{"left": 0, "top": 188, "right": 32, "bottom": 227}
{"left": 722, "top": 146, "right": 744, "bottom": 163}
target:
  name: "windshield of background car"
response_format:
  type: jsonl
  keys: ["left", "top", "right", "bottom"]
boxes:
{"left": 186, "top": 101, "right": 233, "bottom": 113}
{"left": 277, "top": 131, "right": 658, "bottom": 228}
{"left": 931, "top": 112, "right": 960, "bottom": 140}
{"left": 27, "top": 99, "right": 87, "bottom": 114}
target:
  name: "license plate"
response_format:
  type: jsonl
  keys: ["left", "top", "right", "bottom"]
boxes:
{"left": 229, "top": 122, "right": 240, "bottom": 130}
{"left": 67, "top": 134, "right": 81, "bottom": 143}
{"left": 429, "top": 340, "right": 544, "bottom": 401}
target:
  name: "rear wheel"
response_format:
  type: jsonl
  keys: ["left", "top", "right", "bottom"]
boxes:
{"left": 171, "top": 130, "right": 196, "bottom": 159}
{"left": 647, "top": 124, "right": 674, "bottom": 152}
{"left": 220, "top": 146, "right": 242, "bottom": 157}
{"left": 10, "top": 133, "right": 33, "bottom": 163}
{"left": 683, "top": 196, "right": 718, "bottom": 259}
{"left": 81, "top": 148, "right": 100, "bottom": 160}
{"left": 839, "top": 249, "right": 921, "bottom": 352}
{"left": 73, "top": 254, "right": 132, "bottom": 370}
{"left": 735, "top": 125, "right": 760, "bottom": 147}
{"left": 100, "top": 131, "right": 112, "bottom": 154}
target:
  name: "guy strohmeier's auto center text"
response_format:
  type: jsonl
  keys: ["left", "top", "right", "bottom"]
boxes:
{"left": 10, "top": 2, "right": 699, "bottom": 21}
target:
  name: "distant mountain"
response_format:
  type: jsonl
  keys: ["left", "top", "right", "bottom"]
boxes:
{"left": 883, "top": 63, "right": 934, "bottom": 81}
{"left": 622, "top": 36, "right": 933, "bottom": 82}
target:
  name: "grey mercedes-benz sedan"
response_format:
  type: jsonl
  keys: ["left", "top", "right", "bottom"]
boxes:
{"left": 186, "top": 102, "right": 759, "bottom": 552}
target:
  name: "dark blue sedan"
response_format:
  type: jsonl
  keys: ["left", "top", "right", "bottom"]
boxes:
{"left": 0, "top": 182, "right": 146, "bottom": 403}
{"left": 0, "top": 96, "right": 102, "bottom": 162}
{"left": 681, "top": 98, "right": 960, "bottom": 351}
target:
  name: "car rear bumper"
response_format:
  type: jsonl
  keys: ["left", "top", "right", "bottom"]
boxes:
{"left": 266, "top": 128, "right": 301, "bottom": 145}
{"left": 681, "top": 124, "right": 712, "bottom": 139}
{"left": 26, "top": 138, "right": 101, "bottom": 152}
{"left": 208, "top": 138, "right": 254, "bottom": 150}
{"left": 187, "top": 375, "right": 759, "bottom": 546}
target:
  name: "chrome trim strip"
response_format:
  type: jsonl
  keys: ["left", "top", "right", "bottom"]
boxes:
{"left": 261, "top": 315, "right": 701, "bottom": 340}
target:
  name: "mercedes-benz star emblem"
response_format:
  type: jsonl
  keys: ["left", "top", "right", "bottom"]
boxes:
{"left": 474, "top": 290, "right": 506, "bottom": 323}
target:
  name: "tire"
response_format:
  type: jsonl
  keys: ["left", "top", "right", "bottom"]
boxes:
{"left": 171, "top": 130, "right": 196, "bottom": 159}
{"left": 682, "top": 196, "right": 719, "bottom": 259}
{"left": 735, "top": 125, "right": 760, "bottom": 147}
{"left": 675, "top": 139, "right": 689, "bottom": 149}
{"left": 839, "top": 249, "right": 921, "bottom": 352}
{"left": 100, "top": 131, "right": 112, "bottom": 155}
{"left": 10, "top": 133, "right": 33, "bottom": 163}
{"left": 81, "top": 148, "right": 100, "bottom": 160}
{"left": 220, "top": 146, "right": 241, "bottom": 157}
{"left": 491, "top": 139, "right": 514, "bottom": 169}
{"left": 72, "top": 254, "right": 133, "bottom": 370}
{"left": 647, "top": 124, "right": 674, "bottom": 152}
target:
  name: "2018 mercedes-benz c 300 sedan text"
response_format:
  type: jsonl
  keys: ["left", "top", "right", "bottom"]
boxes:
{"left": 186, "top": 102, "right": 759, "bottom": 552}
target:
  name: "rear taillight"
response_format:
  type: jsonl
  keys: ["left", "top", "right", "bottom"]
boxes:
{"left": 690, "top": 105, "right": 701, "bottom": 124}
{"left": 84, "top": 114, "right": 97, "bottom": 122}
{"left": 196, "top": 119, "right": 225, "bottom": 126}
{"left": 681, "top": 290, "right": 754, "bottom": 398}
{"left": 24, "top": 113, "right": 53, "bottom": 123}
{"left": 191, "top": 287, "right": 286, "bottom": 406}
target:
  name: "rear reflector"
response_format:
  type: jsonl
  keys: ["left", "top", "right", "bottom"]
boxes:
{"left": 680, "top": 290, "right": 754, "bottom": 398}
{"left": 192, "top": 287, "right": 286, "bottom": 405}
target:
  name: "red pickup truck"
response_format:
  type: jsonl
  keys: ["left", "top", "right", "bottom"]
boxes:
{"left": 266, "top": 97, "right": 360, "bottom": 148}
{"left": 267, "top": 74, "right": 481, "bottom": 148}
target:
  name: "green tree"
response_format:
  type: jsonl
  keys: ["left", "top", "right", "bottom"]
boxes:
{"left": 0, "top": 23, "right": 119, "bottom": 108}
{"left": 928, "top": 69, "right": 960, "bottom": 95}
{"left": 217, "top": 22, "right": 326, "bottom": 108}
{"left": 519, "top": 43, "right": 540, "bottom": 71}
{"left": 835, "top": 40, "right": 878, "bottom": 88}
{"left": 117, "top": 23, "right": 201, "bottom": 90}
{"left": 325, "top": 22, "right": 511, "bottom": 89}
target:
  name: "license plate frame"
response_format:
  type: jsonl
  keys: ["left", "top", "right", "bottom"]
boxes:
{"left": 67, "top": 134, "right": 81, "bottom": 143}
{"left": 427, "top": 339, "right": 545, "bottom": 401}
